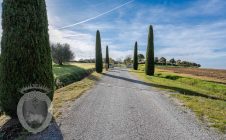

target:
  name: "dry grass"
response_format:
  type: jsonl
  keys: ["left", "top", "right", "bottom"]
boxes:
{"left": 67, "top": 62, "right": 95, "bottom": 70}
{"left": 158, "top": 67, "right": 226, "bottom": 84}
{"left": 0, "top": 115, "right": 10, "bottom": 127}
{"left": 53, "top": 72, "right": 101, "bottom": 118}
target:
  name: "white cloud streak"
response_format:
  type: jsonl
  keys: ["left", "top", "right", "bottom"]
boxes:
{"left": 58, "top": 0, "right": 134, "bottom": 29}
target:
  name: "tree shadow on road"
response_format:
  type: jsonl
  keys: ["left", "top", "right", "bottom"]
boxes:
{"left": 102, "top": 73, "right": 225, "bottom": 101}
{"left": 87, "top": 74, "right": 99, "bottom": 81}
{"left": 112, "top": 68, "right": 129, "bottom": 72}
{"left": 108, "top": 70, "right": 120, "bottom": 73}
{"left": 26, "top": 118, "right": 63, "bottom": 140}
{"left": 0, "top": 118, "right": 23, "bottom": 140}
{"left": 0, "top": 117, "right": 63, "bottom": 140}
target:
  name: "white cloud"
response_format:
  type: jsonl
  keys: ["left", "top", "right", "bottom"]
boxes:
{"left": 187, "top": 0, "right": 226, "bottom": 16}
{"left": 46, "top": 0, "right": 226, "bottom": 68}
{"left": 49, "top": 26, "right": 95, "bottom": 59}
{"left": 154, "top": 21, "right": 226, "bottom": 61}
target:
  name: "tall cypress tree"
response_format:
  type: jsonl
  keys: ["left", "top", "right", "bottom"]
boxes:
{"left": 0, "top": 0, "right": 54, "bottom": 117}
{"left": 133, "top": 41, "right": 138, "bottom": 70}
{"left": 95, "top": 30, "right": 103, "bottom": 73}
{"left": 106, "top": 46, "right": 109, "bottom": 69}
{"left": 145, "top": 25, "right": 155, "bottom": 75}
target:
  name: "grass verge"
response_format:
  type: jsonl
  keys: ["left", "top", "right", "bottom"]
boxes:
{"left": 0, "top": 72, "right": 102, "bottom": 139}
{"left": 130, "top": 65, "right": 226, "bottom": 133}
{"left": 0, "top": 63, "right": 96, "bottom": 125}
{"left": 53, "top": 72, "right": 102, "bottom": 118}
{"left": 53, "top": 63, "right": 95, "bottom": 88}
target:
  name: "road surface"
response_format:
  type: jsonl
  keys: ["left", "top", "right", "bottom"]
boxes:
{"left": 29, "top": 68, "right": 223, "bottom": 140}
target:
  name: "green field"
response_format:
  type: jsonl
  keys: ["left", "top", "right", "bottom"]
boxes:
{"left": 53, "top": 63, "right": 95, "bottom": 88}
{"left": 0, "top": 62, "right": 95, "bottom": 89}
{"left": 131, "top": 64, "right": 226, "bottom": 133}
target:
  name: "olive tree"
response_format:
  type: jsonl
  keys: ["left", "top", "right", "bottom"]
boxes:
{"left": 51, "top": 43, "right": 74, "bottom": 65}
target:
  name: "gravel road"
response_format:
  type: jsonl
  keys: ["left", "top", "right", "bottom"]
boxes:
{"left": 28, "top": 68, "right": 224, "bottom": 140}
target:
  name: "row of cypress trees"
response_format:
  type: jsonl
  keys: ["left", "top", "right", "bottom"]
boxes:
{"left": 95, "top": 30, "right": 110, "bottom": 73}
{"left": 133, "top": 25, "right": 155, "bottom": 76}
{"left": 96, "top": 25, "right": 154, "bottom": 75}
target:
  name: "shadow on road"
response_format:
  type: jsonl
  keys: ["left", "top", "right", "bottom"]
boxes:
{"left": 0, "top": 118, "right": 23, "bottom": 139}
{"left": 87, "top": 74, "right": 100, "bottom": 81}
{"left": 102, "top": 73, "right": 225, "bottom": 101}
{"left": 0, "top": 118, "right": 63, "bottom": 140}
{"left": 108, "top": 70, "right": 120, "bottom": 73}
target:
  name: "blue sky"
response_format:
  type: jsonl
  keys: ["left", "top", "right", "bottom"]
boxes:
{"left": 1, "top": 0, "right": 226, "bottom": 69}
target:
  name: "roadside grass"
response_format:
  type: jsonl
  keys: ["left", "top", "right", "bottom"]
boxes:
{"left": 172, "top": 94, "right": 226, "bottom": 132}
{"left": 53, "top": 72, "right": 102, "bottom": 118}
{"left": 0, "top": 63, "right": 100, "bottom": 139}
{"left": 131, "top": 65, "right": 226, "bottom": 133}
{"left": 0, "top": 72, "right": 102, "bottom": 139}
{"left": 0, "top": 63, "right": 96, "bottom": 126}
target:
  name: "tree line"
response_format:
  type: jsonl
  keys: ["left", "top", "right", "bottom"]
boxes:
{"left": 154, "top": 57, "right": 201, "bottom": 67}
{"left": 94, "top": 25, "right": 155, "bottom": 76}
{"left": 124, "top": 55, "right": 201, "bottom": 68}
{"left": 50, "top": 43, "right": 201, "bottom": 68}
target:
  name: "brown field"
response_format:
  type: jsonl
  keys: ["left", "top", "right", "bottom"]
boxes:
{"left": 158, "top": 67, "right": 226, "bottom": 84}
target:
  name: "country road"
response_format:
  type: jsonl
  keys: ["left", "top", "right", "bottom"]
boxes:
{"left": 28, "top": 67, "right": 223, "bottom": 140}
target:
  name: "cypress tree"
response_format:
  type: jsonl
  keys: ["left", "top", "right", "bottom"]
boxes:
{"left": 145, "top": 25, "right": 155, "bottom": 75}
{"left": 95, "top": 30, "right": 103, "bottom": 73}
{"left": 106, "top": 46, "right": 109, "bottom": 69}
{"left": 133, "top": 41, "right": 138, "bottom": 70}
{"left": 0, "top": 0, "right": 54, "bottom": 117}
